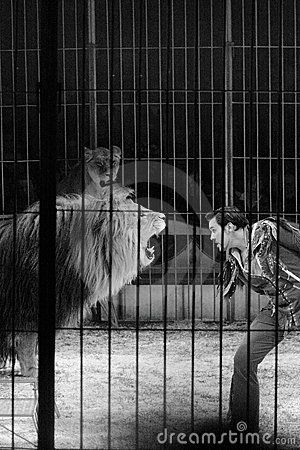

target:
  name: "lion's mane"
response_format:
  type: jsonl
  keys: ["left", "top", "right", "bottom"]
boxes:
{"left": 0, "top": 184, "right": 159, "bottom": 367}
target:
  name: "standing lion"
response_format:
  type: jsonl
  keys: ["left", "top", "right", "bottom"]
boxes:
{"left": 57, "top": 145, "right": 122, "bottom": 325}
{"left": 0, "top": 184, "right": 165, "bottom": 376}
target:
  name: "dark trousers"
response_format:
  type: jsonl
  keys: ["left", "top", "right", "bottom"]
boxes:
{"left": 228, "top": 309, "right": 285, "bottom": 433}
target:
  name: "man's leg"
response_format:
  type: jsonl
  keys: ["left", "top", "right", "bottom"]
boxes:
{"left": 228, "top": 309, "right": 285, "bottom": 433}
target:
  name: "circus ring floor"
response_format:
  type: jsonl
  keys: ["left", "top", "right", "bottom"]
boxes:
{"left": 0, "top": 322, "right": 299, "bottom": 449}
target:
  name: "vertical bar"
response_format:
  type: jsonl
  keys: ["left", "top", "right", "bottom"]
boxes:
{"left": 242, "top": 0, "right": 249, "bottom": 323}
{"left": 196, "top": 1, "right": 202, "bottom": 309}
{"left": 144, "top": 0, "right": 153, "bottom": 319}
{"left": 254, "top": 1, "right": 260, "bottom": 219}
{"left": 219, "top": 0, "right": 227, "bottom": 428}
{"left": 118, "top": 0, "right": 128, "bottom": 324}
{"left": 184, "top": 0, "right": 190, "bottom": 299}
{"left": 79, "top": 1, "right": 87, "bottom": 447}
{"left": 145, "top": 0, "right": 150, "bottom": 213}
{"left": 171, "top": 0, "right": 178, "bottom": 321}
{"left": 118, "top": 0, "right": 124, "bottom": 181}
{"left": 107, "top": 0, "right": 115, "bottom": 447}
{"left": 268, "top": 0, "right": 272, "bottom": 214}
{"left": 105, "top": 2, "right": 111, "bottom": 445}
{"left": 11, "top": 0, "right": 19, "bottom": 444}
{"left": 191, "top": 0, "right": 200, "bottom": 430}
{"left": 0, "top": 2, "right": 5, "bottom": 214}
{"left": 274, "top": 0, "right": 284, "bottom": 441}
{"left": 210, "top": 0, "right": 215, "bottom": 210}
{"left": 163, "top": 0, "right": 171, "bottom": 434}
{"left": 38, "top": 1, "right": 58, "bottom": 449}
{"left": 75, "top": 0, "right": 80, "bottom": 158}
{"left": 106, "top": 0, "right": 111, "bottom": 146}
{"left": 225, "top": 0, "right": 235, "bottom": 324}
{"left": 61, "top": 0, "right": 68, "bottom": 175}
{"left": 280, "top": 0, "right": 285, "bottom": 217}
{"left": 88, "top": 0, "right": 97, "bottom": 149}
{"left": 210, "top": 0, "right": 217, "bottom": 318}
{"left": 294, "top": 0, "right": 298, "bottom": 220}
{"left": 241, "top": 0, "right": 247, "bottom": 216}
{"left": 246, "top": 0, "right": 256, "bottom": 429}
{"left": 136, "top": 0, "right": 145, "bottom": 446}
{"left": 158, "top": 1, "right": 163, "bottom": 316}
{"left": 61, "top": 0, "right": 68, "bottom": 174}
{"left": 158, "top": 1, "right": 163, "bottom": 214}
{"left": 132, "top": 0, "right": 137, "bottom": 180}
{"left": 36, "top": 0, "right": 41, "bottom": 159}
{"left": 240, "top": 1, "right": 247, "bottom": 204}
{"left": 224, "top": 0, "right": 233, "bottom": 206}
{"left": 23, "top": 0, "right": 30, "bottom": 207}
{"left": 118, "top": 0, "right": 127, "bottom": 325}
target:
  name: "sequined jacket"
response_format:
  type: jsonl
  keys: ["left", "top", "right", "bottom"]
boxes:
{"left": 222, "top": 218, "right": 300, "bottom": 330}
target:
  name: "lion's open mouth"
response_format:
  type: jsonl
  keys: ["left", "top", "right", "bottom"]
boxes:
{"left": 145, "top": 245, "right": 155, "bottom": 260}
{"left": 140, "top": 214, "right": 165, "bottom": 266}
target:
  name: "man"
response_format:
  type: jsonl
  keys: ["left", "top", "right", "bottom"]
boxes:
{"left": 206, "top": 206, "right": 300, "bottom": 433}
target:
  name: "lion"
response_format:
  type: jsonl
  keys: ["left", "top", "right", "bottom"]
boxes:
{"left": 57, "top": 146, "right": 121, "bottom": 196}
{"left": 57, "top": 145, "right": 122, "bottom": 325}
{"left": 0, "top": 184, "right": 165, "bottom": 376}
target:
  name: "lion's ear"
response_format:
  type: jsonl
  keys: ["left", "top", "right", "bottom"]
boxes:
{"left": 84, "top": 147, "right": 93, "bottom": 163}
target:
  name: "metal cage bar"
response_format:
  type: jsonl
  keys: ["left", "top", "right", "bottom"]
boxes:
{"left": 38, "top": 1, "right": 58, "bottom": 448}
{"left": 0, "top": 0, "right": 299, "bottom": 447}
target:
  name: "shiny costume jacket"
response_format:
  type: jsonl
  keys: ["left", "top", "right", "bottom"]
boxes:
{"left": 222, "top": 218, "right": 300, "bottom": 330}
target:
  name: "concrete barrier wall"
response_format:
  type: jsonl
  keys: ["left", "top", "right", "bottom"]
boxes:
{"left": 106, "top": 285, "right": 270, "bottom": 322}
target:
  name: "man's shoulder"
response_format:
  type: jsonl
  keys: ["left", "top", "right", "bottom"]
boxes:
{"left": 251, "top": 219, "right": 277, "bottom": 249}
{"left": 251, "top": 217, "right": 300, "bottom": 255}
{"left": 252, "top": 218, "right": 277, "bottom": 231}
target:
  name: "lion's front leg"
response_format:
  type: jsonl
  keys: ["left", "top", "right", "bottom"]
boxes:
{"left": 16, "top": 332, "right": 38, "bottom": 377}
{"left": 0, "top": 358, "right": 7, "bottom": 369}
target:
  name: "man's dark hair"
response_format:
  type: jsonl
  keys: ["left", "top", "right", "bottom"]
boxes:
{"left": 205, "top": 206, "right": 249, "bottom": 230}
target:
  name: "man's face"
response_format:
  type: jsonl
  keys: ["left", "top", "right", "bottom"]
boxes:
{"left": 208, "top": 217, "right": 230, "bottom": 251}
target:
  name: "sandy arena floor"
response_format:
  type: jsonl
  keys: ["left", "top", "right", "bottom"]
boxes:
{"left": 0, "top": 322, "right": 299, "bottom": 449}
